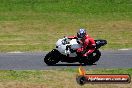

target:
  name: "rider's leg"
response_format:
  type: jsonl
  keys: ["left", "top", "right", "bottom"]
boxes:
{"left": 83, "top": 49, "right": 95, "bottom": 57}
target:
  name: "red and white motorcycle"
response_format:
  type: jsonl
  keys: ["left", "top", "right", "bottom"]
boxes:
{"left": 44, "top": 37, "right": 107, "bottom": 65}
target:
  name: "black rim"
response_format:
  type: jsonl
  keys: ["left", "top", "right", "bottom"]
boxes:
{"left": 47, "top": 56, "right": 55, "bottom": 63}
{"left": 83, "top": 50, "right": 101, "bottom": 64}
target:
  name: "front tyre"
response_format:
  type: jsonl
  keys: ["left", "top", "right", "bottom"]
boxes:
{"left": 44, "top": 49, "right": 60, "bottom": 66}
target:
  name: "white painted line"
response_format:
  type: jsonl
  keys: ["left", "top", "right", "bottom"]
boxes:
{"left": 7, "top": 51, "right": 24, "bottom": 53}
{"left": 118, "top": 48, "right": 131, "bottom": 51}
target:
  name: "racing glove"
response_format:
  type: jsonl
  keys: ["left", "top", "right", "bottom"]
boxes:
{"left": 76, "top": 48, "right": 83, "bottom": 53}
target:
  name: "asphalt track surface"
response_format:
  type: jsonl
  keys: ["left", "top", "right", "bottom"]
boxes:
{"left": 0, "top": 50, "right": 132, "bottom": 70}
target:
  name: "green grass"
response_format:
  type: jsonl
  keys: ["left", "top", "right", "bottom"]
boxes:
{"left": 0, "top": 1, "right": 131, "bottom": 88}
{"left": 0, "top": 68, "right": 132, "bottom": 88}
{"left": 0, "top": 0, "right": 131, "bottom": 52}
{"left": 1, "top": 68, "right": 132, "bottom": 82}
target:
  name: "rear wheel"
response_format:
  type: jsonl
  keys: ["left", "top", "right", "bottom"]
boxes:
{"left": 89, "top": 50, "right": 101, "bottom": 63}
{"left": 80, "top": 50, "right": 101, "bottom": 65}
{"left": 44, "top": 49, "right": 60, "bottom": 66}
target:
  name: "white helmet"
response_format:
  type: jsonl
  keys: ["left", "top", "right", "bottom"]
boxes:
{"left": 77, "top": 29, "right": 86, "bottom": 38}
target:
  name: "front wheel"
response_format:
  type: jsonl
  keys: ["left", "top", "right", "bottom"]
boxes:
{"left": 44, "top": 49, "right": 60, "bottom": 66}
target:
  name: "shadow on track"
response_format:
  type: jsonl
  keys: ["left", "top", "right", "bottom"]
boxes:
{"left": 49, "top": 63, "right": 97, "bottom": 66}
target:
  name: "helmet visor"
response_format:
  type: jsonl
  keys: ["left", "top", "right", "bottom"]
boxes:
{"left": 77, "top": 32, "right": 85, "bottom": 38}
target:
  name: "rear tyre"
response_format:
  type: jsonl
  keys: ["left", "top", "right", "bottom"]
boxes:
{"left": 83, "top": 57, "right": 93, "bottom": 65}
{"left": 44, "top": 49, "right": 60, "bottom": 66}
{"left": 89, "top": 50, "right": 101, "bottom": 63}
{"left": 80, "top": 50, "right": 101, "bottom": 65}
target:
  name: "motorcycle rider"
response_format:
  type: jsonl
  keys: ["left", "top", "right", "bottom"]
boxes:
{"left": 68, "top": 29, "right": 96, "bottom": 57}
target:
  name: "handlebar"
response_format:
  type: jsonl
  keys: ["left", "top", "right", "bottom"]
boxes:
{"left": 62, "top": 37, "right": 70, "bottom": 45}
